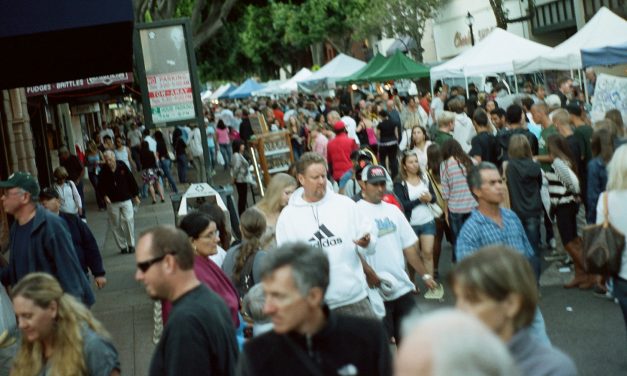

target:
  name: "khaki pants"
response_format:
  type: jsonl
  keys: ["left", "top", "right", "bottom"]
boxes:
{"left": 107, "top": 199, "right": 135, "bottom": 249}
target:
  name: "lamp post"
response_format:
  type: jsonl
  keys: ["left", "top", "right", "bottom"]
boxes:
{"left": 465, "top": 12, "right": 475, "bottom": 46}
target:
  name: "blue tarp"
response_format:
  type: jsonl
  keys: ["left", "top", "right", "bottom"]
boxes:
{"left": 581, "top": 42, "right": 627, "bottom": 67}
{"left": 217, "top": 84, "right": 237, "bottom": 100}
{"left": 228, "top": 78, "right": 265, "bottom": 99}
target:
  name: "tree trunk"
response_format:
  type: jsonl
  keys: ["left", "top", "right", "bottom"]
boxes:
{"left": 489, "top": 0, "right": 508, "bottom": 29}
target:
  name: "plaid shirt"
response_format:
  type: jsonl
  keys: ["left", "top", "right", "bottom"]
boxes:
{"left": 456, "top": 208, "right": 534, "bottom": 261}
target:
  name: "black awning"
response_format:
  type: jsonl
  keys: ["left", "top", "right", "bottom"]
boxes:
{"left": 0, "top": 0, "right": 134, "bottom": 90}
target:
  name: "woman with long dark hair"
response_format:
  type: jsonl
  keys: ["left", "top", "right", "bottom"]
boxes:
{"left": 546, "top": 134, "right": 593, "bottom": 289}
{"left": 408, "top": 125, "right": 432, "bottom": 171}
{"left": 394, "top": 151, "right": 437, "bottom": 288}
{"left": 166, "top": 211, "right": 240, "bottom": 327}
{"left": 139, "top": 140, "right": 165, "bottom": 204}
{"left": 427, "top": 143, "right": 452, "bottom": 277}
{"left": 222, "top": 208, "right": 268, "bottom": 297}
{"left": 440, "top": 139, "right": 477, "bottom": 261}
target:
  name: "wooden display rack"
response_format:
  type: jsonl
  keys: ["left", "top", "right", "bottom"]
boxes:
{"left": 248, "top": 130, "right": 294, "bottom": 196}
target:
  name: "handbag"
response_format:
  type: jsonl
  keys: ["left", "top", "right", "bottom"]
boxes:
{"left": 425, "top": 170, "right": 445, "bottom": 218}
{"left": 582, "top": 192, "right": 625, "bottom": 275}
{"left": 500, "top": 161, "right": 511, "bottom": 209}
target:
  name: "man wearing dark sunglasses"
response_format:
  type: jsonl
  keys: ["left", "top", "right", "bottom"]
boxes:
{"left": 135, "top": 225, "right": 237, "bottom": 376}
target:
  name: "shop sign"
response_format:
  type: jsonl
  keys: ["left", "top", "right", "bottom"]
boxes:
{"left": 25, "top": 73, "right": 132, "bottom": 97}
{"left": 147, "top": 71, "right": 195, "bottom": 122}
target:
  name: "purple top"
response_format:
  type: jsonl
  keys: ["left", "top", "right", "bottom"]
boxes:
{"left": 162, "top": 255, "right": 240, "bottom": 327}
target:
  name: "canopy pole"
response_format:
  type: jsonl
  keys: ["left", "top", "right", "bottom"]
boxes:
{"left": 514, "top": 75, "right": 519, "bottom": 94}
{"left": 464, "top": 76, "right": 469, "bottom": 96}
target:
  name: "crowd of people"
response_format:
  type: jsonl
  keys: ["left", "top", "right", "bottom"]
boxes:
{"left": 0, "top": 72, "right": 626, "bottom": 375}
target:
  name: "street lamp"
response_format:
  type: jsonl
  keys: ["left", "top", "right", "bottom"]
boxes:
{"left": 465, "top": 11, "right": 475, "bottom": 46}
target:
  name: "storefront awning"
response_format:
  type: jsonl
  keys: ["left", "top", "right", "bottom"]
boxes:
{"left": 0, "top": 0, "right": 134, "bottom": 90}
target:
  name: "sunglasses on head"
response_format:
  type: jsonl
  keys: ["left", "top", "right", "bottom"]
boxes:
{"left": 136, "top": 251, "right": 177, "bottom": 273}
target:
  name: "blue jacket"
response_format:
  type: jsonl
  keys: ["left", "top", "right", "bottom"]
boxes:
{"left": 586, "top": 157, "right": 607, "bottom": 224}
{"left": 59, "top": 212, "right": 105, "bottom": 277}
{"left": 1, "top": 205, "right": 95, "bottom": 306}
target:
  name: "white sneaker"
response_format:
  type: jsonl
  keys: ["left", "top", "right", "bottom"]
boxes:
{"left": 549, "top": 238, "right": 557, "bottom": 249}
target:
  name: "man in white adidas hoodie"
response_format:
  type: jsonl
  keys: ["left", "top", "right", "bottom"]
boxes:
{"left": 276, "top": 152, "right": 377, "bottom": 318}
{"left": 356, "top": 165, "right": 436, "bottom": 344}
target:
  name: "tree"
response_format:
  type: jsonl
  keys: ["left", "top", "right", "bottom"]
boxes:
{"left": 368, "top": 0, "right": 443, "bottom": 62}
{"left": 488, "top": 0, "right": 536, "bottom": 30}
{"left": 133, "top": 0, "right": 237, "bottom": 49}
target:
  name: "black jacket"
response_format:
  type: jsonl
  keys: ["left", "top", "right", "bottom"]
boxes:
{"left": 98, "top": 161, "right": 139, "bottom": 203}
{"left": 237, "top": 307, "right": 391, "bottom": 376}
{"left": 506, "top": 158, "right": 543, "bottom": 218}
{"left": 393, "top": 179, "right": 436, "bottom": 220}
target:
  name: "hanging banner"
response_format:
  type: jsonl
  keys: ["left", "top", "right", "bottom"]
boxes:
{"left": 25, "top": 73, "right": 133, "bottom": 97}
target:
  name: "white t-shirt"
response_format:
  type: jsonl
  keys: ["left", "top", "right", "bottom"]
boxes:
{"left": 209, "top": 246, "right": 227, "bottom": 267}
{"left": 144, "top": 135, "right": 157, "bottom": 153}
{"left": 356, "top": 200, "right": 418, "bottom": 301}
{"left": 406, "top": 180, "right": 434, "bottom": 226}
{"left": 127, "top": 129, "right": 142, "bottom": 147}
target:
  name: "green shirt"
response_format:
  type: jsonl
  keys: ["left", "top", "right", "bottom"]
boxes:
{"left": 539, "top": 125, "right": 557, "bottom": 171}
{"left": 433, "top": 130, "right": 453, "bottom": 147}
{"left": 573, "top": 124, "right": 593, "bottom": 162}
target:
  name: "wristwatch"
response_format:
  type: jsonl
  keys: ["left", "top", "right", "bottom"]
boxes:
{"left": 422, "top": 274, "right": 433, "bottom": 281}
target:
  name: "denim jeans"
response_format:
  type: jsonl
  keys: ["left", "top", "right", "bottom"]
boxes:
{"left": 208, "top": 146, "right": 216, "bottom": 170}
{"left": 160, "top": 159, "right": 178, "bottom": 194}
{"left": 219, "top": 143, "right": 231, "bottom": 170}
{"left": 449, "top": 211, "right": 470, "bottom": 262}
{"left": 521, "top": 215, "right": 542, "bottom": 282}
{"left": 614, "top": 277, "right": 627, "bottom": 337}
{"left": 176, "top": 154, "right": 187, "bottom": 184}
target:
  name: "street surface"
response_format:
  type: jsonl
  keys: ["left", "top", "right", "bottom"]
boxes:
{"left": 85, "top": 175, "right": 627, "bottom": 376}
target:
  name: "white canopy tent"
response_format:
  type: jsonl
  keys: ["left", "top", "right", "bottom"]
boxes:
{"left": 208, "top": 83, "right": 234, "bottom": 101}
{"left": 297, "top": 54, "right": 365, "bottom": 93}
{"left": 513, "top": 7, "right": 627, "bottom": 73}
{"left": 261, "top": 68, "right": 312, "bottom": 95}
{"left": 430, "top": 28, "right": 552, "bottom": 80}
{"left": 252, "top": 79, "right": 286, "bottom": 96}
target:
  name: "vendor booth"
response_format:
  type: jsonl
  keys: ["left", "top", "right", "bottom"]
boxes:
{"left": 431, "top": 28, "right": 551, "bottom": 80}
{"left": 297, "top": 53, "right": 365, "bottom": 93}
{"left": 513, "top": 7, "right": 627, "bottom": 73}
{"left": 229, "top": 78, "right": 265, "bottom": 99}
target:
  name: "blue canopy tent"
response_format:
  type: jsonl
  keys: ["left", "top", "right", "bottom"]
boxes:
{"left": 229, "top": 78, "right": 265, "bottom": 99}
{"left": 582, "top": 42, "right": 627, "bottom": 67}
{"left": 218, "top": 85, "right": 237, "bottom": 100}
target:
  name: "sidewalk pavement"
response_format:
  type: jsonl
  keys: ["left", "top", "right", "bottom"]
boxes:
{"left": 87, "top": 197, "right": 176, "bottom": 376}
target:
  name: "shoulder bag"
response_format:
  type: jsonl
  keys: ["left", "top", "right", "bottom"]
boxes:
{"left": 582, "top": 192, "right": 625, "bottom": 275}
{"left": 501, "top": 161, "right": 511, "bottom": 209}
{"left": 425, "top": 170, "right": 445, "bottom": 218}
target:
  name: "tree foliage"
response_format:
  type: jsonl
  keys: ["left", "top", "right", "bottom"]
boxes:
{"left": 133, "top": 0, "right": 237, "bottom": 49}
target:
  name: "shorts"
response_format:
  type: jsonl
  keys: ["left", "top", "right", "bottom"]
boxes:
{"left": 555, "top": 202, "right": 578, "bottom": 245}
{"left": 412, "top": 220, "right": 436, "bottom": 237}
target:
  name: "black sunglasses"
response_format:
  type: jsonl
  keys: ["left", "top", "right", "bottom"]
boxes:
{"left": 136, "top": 252, "right": 177, "bottom": 273}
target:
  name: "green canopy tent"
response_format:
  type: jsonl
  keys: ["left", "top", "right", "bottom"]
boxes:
{"left": 366, "top": 50, "right": 430, "bottom": 82}
{"left": 336, "top": 53, "right": 388, "bottom": 84}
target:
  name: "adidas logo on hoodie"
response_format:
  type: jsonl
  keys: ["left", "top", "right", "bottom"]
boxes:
{"left": 308, "top": 224, "right": 343, "bottom": 248}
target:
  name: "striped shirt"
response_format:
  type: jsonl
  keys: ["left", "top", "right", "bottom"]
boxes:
{"left": 440, "top": 158, "right": 477, "bottom": 213}
{"left": 456, "top": 208, "right": 535, "bottom": 261}
{"left": 546, "top": 158, "right": 579, "bottom": 207}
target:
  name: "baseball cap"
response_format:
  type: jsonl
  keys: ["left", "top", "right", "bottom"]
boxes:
{"left": 0, "top": 171, "right": 40, "bottom": 197}
{"left": 333, "top": 121, "right": 346, "bottom": 131}
{"left": 362, "top": 165, "right": 387, "bottom": 184}
{"left": 39, "top": 187, "right": 60, "bottom": 200}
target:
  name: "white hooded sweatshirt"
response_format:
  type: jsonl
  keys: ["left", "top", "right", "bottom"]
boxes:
{"left": 276, "top": 181, "right": 371, "bottom": 309}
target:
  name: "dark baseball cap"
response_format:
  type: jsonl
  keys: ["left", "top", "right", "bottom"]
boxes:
{"left": 39, "top": 187, "right": 60, "bottom": 200}
{"left": 362, "top": 165, "right": 387, "bottom": 184}
{"left": 0, "top": 171, "right": 40, "bottom": 197}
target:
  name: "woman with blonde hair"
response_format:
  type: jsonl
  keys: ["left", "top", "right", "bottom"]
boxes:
{"left": 451, "top": 246, "right": 576, "bottom": 376}
{"left": 222, "top": 208, "right": 268, "bottom": 297}
{"left": 255, "top": 173, "right": 297, "bottom": 249}
{"left": 52, "top": 166, "right": 83, "bottom": 217}
{"left": 11, "top": 272, "right": 120, "bottom": 376}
